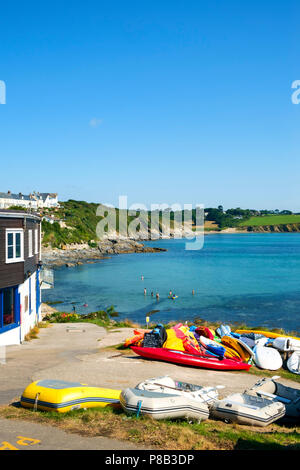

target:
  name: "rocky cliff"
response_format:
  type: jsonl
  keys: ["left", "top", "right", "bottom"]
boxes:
{"left": 246, "top": 224, "right": 300, "bottom": 233}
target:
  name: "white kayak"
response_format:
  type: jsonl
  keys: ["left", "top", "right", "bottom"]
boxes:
{"left": 287, "top": 351, "right": 300, "bottom": 375}
{"left": 253, "top": 345, "right": 283, "bottom": 370}
{"left": 272, "top": 337, "right": 300, "bottom": 352}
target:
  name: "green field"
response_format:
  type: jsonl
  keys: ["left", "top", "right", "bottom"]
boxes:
{"left": 238, "top": 215, "right": 300, "bottom": 227}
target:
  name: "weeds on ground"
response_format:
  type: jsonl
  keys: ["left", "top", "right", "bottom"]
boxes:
{"left": 0, "top": 403, "right": 299, "bottom": 450}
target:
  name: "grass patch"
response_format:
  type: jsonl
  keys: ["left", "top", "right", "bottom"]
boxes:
{"left": 238, "top": 215, "right": 300, "bottom": 227}
{"left": 24, "top": 326, "right": 40, "bottom": 341}
{"left": 0, "top": 404, "right": 299, "bottom": 450}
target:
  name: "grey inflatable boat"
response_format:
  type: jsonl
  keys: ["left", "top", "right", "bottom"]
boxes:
{"left": 210, "top": 392, "right": 285, "bottom": 426}
{"left": 120, "top": 387, "right": 210, "bottom": 421}
{"left": 246, "top": 376, "right": 300, "bottom": 420}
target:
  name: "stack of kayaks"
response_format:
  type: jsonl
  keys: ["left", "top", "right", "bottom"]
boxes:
{"left": 124, "top": 323, "right": 300, "bottom": 373}
{"left": 120, "top": 376, "right": 223, "bottom": 422}
{"left": 236, "top": 329, "right": 300, "bottom": 373}
{"left": 20, "top": 379, "right": 121, "bottom": 413}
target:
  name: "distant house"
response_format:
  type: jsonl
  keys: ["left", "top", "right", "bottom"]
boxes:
{"left": 0, "top": 191, "right": 59, "bottom": 210}
{"left": 0, "top": 210, "right": 42, "bottom": 346}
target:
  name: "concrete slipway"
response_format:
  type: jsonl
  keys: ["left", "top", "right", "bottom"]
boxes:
{"left": 0, "top": 323, "right": 299, "bottom": 450}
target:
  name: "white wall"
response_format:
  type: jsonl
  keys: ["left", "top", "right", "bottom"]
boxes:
{"left": 19, "top": 273, "right": 39, "bottom": 342}
{"left": 0, "top": 271, "right": 41, "bottom": 346}
{"left": 0, "top": 327, "right": 20, "bottom": 346}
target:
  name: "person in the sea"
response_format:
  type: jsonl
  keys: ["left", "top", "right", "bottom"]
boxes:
{"left": 192, "top": 289, "right": 195, "bottom": 295}
{"left": 144, "top": 288, "right": 147, "bottom": 295}
{"left": 156, "top": 292, "right": 159, "bottom": 300}
{"left": 169, "top": 290, "right": 172, "bottom": 297}
{"left": 151, "top": 291, "right": 154, "bottom": 297}
{"left": 141, "top": 275, "right": 144, "bottom": 281}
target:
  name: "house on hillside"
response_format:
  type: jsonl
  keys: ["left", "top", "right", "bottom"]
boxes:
{"left": 0, "top": 210, "right": 42, "bottom": 346}
{"left": 0, "top": 191, "right": 59, "bottom": 210}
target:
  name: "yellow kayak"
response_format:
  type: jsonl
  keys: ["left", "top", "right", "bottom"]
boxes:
{"left": 221, "top": 336, "right": 254, "bottom": 363}
{"left": 21, "top": 379, "right": 121, "bottom": 413}
{"left": 236, "top": 329, "right": 300, "bottom": 341}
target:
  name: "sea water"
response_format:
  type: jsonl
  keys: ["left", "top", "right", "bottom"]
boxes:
{"left": 43, "top": 233, "right": 300, "bottom": 332}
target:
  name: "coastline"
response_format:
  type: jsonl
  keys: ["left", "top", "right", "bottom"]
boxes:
{"left": 41, "top": 228, "right": 300, "bottom": 268}
{"left": 42, "top": 239, "right": 167, "bottom": 268}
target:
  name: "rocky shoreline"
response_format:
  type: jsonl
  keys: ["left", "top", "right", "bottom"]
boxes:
{"left": 42, "top": 239, "right": 167, "bottom": 268}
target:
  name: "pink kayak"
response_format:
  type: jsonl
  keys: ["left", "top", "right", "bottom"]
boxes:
{"left": 131, "top": 346, "right": 251, "bottom": 371}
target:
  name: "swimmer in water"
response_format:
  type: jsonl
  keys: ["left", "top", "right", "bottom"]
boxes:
{"left": 144, "top": 288, "right": 147, "bottom": 295}
{"left": 141, "top": 275, "right": 144, "bottom": 281}
{"left": 192, "top": 289, "right": 195, "bottom": 295}
{"left": 156, "top": 292, "right": 159, "bottom": 300}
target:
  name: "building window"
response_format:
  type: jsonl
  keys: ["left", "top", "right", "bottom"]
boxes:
{"left": 3, "top": 288, "right": 15, "bottom": 326}
{"left": 6, "top": 229, "right": 24, "bottom": 263}
{"left": 28, "top": 230, "right": 33, "bottom": 257}
{"left": 0, "top": 287, "right": 20, "bottom": 332}
{"left": 34, "top": 228, "right": 38, "bottom": 255}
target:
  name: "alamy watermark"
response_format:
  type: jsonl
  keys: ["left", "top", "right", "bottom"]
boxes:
{"left": 291, "top": 80, "right": 300, "bottom": 104}
{"left": 0, "top": 80, "right": 6, "bottom": 104}
{"left": 96, "top": 196, "right": 204, "bottom": 250}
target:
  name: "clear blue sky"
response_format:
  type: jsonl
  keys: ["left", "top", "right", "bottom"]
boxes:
{"left": 0, "top": 1, "right": 299, "bottom": 211}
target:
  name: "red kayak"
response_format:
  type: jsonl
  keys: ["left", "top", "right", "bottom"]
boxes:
{"left": 131, "top": 346, "right": 251, "bottom": 371}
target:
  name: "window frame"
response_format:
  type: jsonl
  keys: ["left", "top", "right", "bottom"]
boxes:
{"left": 5, "top": 229, "right": 24, "bottom": 264}
{"left": 34, "top": 228, "right": 39, "bottom": 255}
{"left": 28, "top": 229, "right": 33, "bottom": 257}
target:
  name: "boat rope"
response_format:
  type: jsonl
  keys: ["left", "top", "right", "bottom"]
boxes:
{"left": 136, "top": 400, "right": 142, "bottom": 418}
{"left": 34, "top": 393, "right": 40, "bottom": 411}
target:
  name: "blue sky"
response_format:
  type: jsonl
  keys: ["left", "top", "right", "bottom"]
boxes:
{"left": 0, "top": 1, "right": 299, "bottom": 210}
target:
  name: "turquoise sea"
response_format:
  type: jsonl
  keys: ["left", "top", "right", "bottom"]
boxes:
{"left": 43, "top": 233, "right": 300, "bottom": 333}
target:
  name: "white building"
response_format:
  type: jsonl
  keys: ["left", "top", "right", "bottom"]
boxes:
{"left": 0, "top": 210, "right": 43, "bottom": 346}
{"left": 0, "top": 191, "right": 59, "bottom": 210}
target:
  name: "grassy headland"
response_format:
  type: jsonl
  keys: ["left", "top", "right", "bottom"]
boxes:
{"left": 10, "top": 201, "right": 300, "bottom": 249}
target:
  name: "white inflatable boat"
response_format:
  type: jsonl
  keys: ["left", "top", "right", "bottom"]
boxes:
{"left": 120, "top": 387, "right": 211, "bottom": 421}
{"left": 253, "top": 345, "right": 283, "bottom": 370}
{"left": 247, "top": 376, "right": 300, "bottom": 419}
{"left": 135, "top": 375, "right": 224, "bottom": 404}
{"left": 210, "top": 392, "right": 285, "bottom": 426}
{"left": 287, "top": 352, "right": 300, "bottom": 375}
{"left": 272, "top": 337, "right": 300, "bottom": 352}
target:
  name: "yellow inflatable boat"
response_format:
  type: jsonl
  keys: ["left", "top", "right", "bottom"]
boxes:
{"left": 21, "top": 380, "right": 121, "bottom": 413}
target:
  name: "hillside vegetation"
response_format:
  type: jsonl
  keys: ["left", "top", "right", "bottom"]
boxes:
{"left": 23, "top": 201, "right": 300, "bottom": 248}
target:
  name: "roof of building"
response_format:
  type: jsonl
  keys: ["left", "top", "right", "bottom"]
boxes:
{"left": 0, "top": 192, "right": 58, "bottom": 201}
{"left": 0, "top": 209, "right": 41, "bottom": 221}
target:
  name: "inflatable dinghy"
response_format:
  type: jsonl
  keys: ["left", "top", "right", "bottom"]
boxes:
{"left": 247, "top": 376, "right": 300, "bottom": 419}
{"left": 287, "top": 352, "right": 300, "bottom": 375}
{"left": 135, "top": 375, "right": 224, "bottom": 404}
{"left": 131, "top": 346, "right": 252, "bottom": 371}
{"left": 253, "top": 345, "right": 283, "bottom": 370}
{"left": 21, "top": 379, "right": 121, "bottom": 413}
{"left": 120, "top": 387, "right": 210, "bottom": 421}
{"left": 272, "top": 337, "right": 300, "bottom": 352}
{"left": 210, "top": 393, "right": 285, "bottom": 426}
